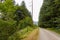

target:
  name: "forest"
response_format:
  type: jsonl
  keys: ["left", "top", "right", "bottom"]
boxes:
{"left": 39, "top": 0, "right": 60, "bottom": 33}
{"left": 0, "top": 0, "right": 60, "bottom": 40}
{"left": 0, "top": 0, "right": 37, "bottom": 40}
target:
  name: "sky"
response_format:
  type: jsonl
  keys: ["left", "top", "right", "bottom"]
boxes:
{"left": 15, "top": 0, "right": 43, "bottom": 22}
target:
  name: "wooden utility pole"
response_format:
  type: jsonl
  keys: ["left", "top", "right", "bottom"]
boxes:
{"left": 32, "top": 0, "right": 33, "bottom": 17}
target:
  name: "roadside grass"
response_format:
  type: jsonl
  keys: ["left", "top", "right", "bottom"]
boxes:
{"left": 47, "top": 28, "right": 60, "bottom": 34}
{"left": 22, "top": 28, "right": 39, "bottom": 40}
{"left": 8, "top": 26, "right": 38, "bottom": 40}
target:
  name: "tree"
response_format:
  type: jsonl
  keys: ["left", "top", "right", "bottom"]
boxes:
{"left": 0, "top": 0, "right": 33, "bottom": 40}
{"left": 39, "top": 0, "right": 60, "bottom": 28}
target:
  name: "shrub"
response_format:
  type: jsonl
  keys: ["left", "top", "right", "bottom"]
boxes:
{"left": 0, "top": 20, "right": 17, "bottom": 40}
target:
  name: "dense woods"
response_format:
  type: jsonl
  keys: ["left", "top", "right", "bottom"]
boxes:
{"left": 39, "top": 0, "right": 60, "bottom": 28}
{"left": 0, "top": 0, "right": 33, "bottom": 40}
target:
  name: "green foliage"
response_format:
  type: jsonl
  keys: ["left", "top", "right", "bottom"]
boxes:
{"left": 39, "top": 0, "right": 60, "bottom": 28}
{"left": 0, "top": 0, "right": 33, "bottom": 40}
{"left": 0, "top": 20, "right": 16, "bottom": 40}
{"left": 18, "top": 17, "right": 33, "bottom": 29}
{"left": 8, "top": 26, "right": 33, "bottom": 40}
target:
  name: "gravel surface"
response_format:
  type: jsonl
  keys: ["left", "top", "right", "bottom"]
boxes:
{"left": 38, "top": 28, "right": 60, "bottom": 40}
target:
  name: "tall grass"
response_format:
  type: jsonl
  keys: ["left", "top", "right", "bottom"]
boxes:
{"left": 8, "top": 26, "right": 34, "bottom": 40}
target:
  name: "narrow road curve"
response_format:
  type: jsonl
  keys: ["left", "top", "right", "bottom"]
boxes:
{"left": 38, "top": 28, "right": 60, "bottom": 40}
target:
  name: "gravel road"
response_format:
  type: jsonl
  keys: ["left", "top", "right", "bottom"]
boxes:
{"left": 38, "top": 28, "right": 60, "bottom": 40}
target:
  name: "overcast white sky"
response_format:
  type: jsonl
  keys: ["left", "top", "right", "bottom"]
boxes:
{"left": 15, "top": 0, "right": 43, "bottom": 22}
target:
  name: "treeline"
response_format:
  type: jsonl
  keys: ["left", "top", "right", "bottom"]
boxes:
{"left": 0, "top": 0, "right": 33, "bottom": 40}
{"left": 39, "top": 0, "right": 60, "bottom": 28}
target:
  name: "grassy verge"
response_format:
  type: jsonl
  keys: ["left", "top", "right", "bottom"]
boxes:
{"left": 22, "top": 29, "right": 39, "bottom": 40}
{"left": 47, "top": 28, "right": 60, "bottom": 34}
{"left": 8, "top": 26, "right": 38, "bottom": 40}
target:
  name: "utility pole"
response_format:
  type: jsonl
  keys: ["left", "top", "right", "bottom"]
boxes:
{"left": 32, "top": 0, "right": 33, "bottom": 17}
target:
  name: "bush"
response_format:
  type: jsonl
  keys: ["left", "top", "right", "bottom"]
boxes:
{"left": 8, "top": 26, "right": 33, "bottom": 40}
{"left": 0, "top": 20, "right": 17, "bottom": 40}
{"left": 18, "top": 17, "right": 33, "bottom": 29}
